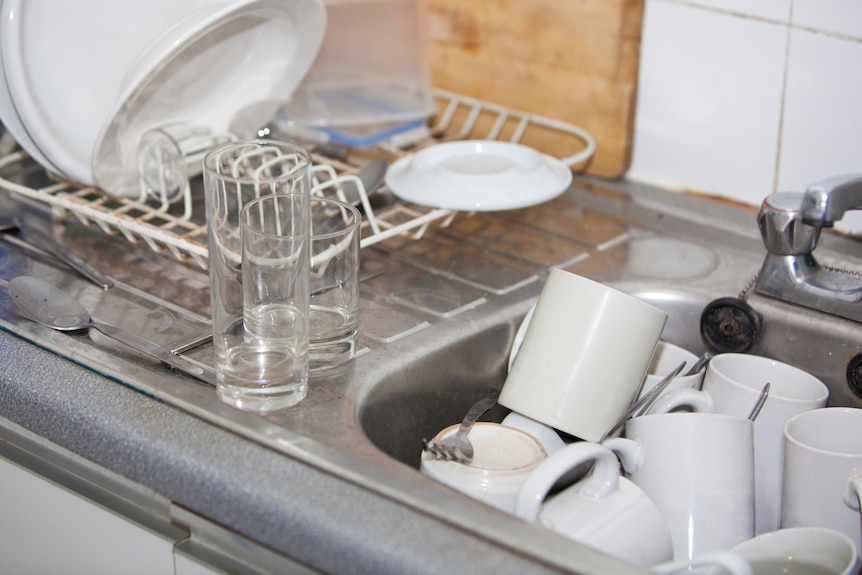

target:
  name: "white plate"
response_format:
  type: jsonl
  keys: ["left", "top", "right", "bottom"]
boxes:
{"left": 384, "top": 140, "right": 573, "bottom": 212}
{"left": 1, "top": 0, "right": 227, "bottom": 185}
{"left": 0, "top": 9, "right": 58, "bottom": 174}
{"left": 91, "top": 0, "right": 326, "bottom": 198}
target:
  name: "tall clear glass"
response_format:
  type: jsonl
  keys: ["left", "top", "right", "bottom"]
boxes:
{"left": 203, "top": 140, "right": 311, "bottom": 412}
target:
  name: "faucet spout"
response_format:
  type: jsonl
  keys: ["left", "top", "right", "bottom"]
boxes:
{"left": 801, "top": 173, "right": 862, "bottom": 227}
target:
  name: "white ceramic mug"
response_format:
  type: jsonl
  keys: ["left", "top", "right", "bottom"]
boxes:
{"left": 420, "top": 422, "right": 546, "bottom": 513}
{"left": 639, "top": 341, "right": 704, "bottom": 400}
{"left": 731, "top": 526, "right": 859, "bottom": 575}
{"left": 702, "top": 353, "right": 828, "bottom": 535}
{"left": 782, "top": 407, "right": 862, "bottom": 549}
{"left": 514, "top": 441, "right": 674, "bottom": 567}
{"left": 499, "top": 268, "right": 668, "bottom": 442}
{"left": 604, "top": 412, "right": 755, "bottom": 561}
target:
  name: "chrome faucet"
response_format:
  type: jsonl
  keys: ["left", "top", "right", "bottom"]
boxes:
{"left": 755, "top": 174, "right": 862, "bottom": 324}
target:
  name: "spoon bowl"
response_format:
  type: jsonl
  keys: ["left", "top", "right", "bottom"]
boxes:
{"left": 9, "top": 275, "right": 91, "bottom": 329}
{"left": 340, "top": 158, "right": 388, "bottom": 213}
{"left": 8, "top": 275, "right": 214, "bottom": 384}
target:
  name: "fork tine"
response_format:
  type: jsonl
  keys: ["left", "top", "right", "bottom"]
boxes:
{"left": 424, "top": 440, "right": 457, "bottom": 462}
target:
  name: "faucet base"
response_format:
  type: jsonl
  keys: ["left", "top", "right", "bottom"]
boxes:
{"left": 755, "top": 253, "right": 862, "bottom": 324}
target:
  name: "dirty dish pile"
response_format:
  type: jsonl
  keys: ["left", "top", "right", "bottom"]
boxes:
{"left": 420, "top": 269, "right": 859, "bottom": 572}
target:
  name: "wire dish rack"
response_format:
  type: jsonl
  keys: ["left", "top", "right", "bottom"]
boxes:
{"left": 0, "top": 89, "right": 595, "bottom": 270}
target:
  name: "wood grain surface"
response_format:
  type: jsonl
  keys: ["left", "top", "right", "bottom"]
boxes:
{"left": 422, "top": 0, "right": 644, "bottom": 179}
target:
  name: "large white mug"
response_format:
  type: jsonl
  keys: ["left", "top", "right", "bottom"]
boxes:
{"left": 499, "top": 268, "right": 667, "bottom": 442}
{"left": 420, "top": 422, "right": 546, "bottom": 513}
{"left": 514, "top": 441, "right": 673, "bottom": 567}
{"left": 782, "top": 407, "right": 862, "bottom": 549}
{"left": 604, "top": 411, "right": 755, "bottom": 561}
{"left": 731, "top": 526, "right": 859, "bottom": 575}
{"left": 703, "top": 353, "right": 828, "bottom": 534}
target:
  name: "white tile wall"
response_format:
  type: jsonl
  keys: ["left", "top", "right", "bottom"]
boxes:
{"left": 793, "top": 0, "right": 862, "bottom": 40}
{"left": 628, "top": 0, "right": 862, "bottom": 236}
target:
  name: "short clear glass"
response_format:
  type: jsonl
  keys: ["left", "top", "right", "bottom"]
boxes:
{"left": 309, "top": 196, "right": 361, "bottom": 371}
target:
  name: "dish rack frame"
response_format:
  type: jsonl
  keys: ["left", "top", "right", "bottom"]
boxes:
{"left": 0, "top": 89, "right": 595, "bottom": 270}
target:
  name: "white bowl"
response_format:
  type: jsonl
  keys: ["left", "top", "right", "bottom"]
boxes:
{"left": 91, "top": 0, "right": 326, "bottom": 198}
{"left": 1, "top": 0, "right": 227, "bottom": 184}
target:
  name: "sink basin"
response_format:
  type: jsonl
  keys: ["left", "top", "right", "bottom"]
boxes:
{"left": 358, "top": 318, "right": 517, "bottom": 468}
{"left": 356, "top": 188, "right": 862, "bottom": 478}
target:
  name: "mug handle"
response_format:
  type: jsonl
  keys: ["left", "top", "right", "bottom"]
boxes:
{"left": 602, "top": 436, "right": 643, "bottom": 475}
{"left": 646, "top": 388, "right": 713, "bottom": 415}
{"left": 514, "top": 442, "right": 619, "bottom": 523}
{"left": 652, "top": 551, "right": 752, "bottom": 575}
{"left": 842, "top": 473, "right": 862, "bottom": 511}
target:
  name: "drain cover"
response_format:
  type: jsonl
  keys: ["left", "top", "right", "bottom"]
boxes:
{"left": 700, "top": 297, "right": 763, "bottom": 353}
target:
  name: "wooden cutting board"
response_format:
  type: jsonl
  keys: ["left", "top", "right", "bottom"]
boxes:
{"left": 422, "top": 0, "right": 644, "bottom": 179}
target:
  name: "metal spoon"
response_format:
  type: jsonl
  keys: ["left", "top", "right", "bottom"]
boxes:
{"left": 340, "top": 158, "right": 388, "bottom": 212}
{"left": 601, "top": 361, "right": 687, "bottom": 442}
{"left": 747, "top": 382, "right": 771, "bottom": 421}
{"left": 684, "top": 351, "right": 713, "bottom": 377}
{"left": 7, "top": 276, "right": 214, "bottom": 385}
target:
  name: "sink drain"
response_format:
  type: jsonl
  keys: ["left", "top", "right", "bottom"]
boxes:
{"left": 847, "top": 353, "right": 862, "bottom": 399}
{"left": 700, "top": 297, "right": 763, "bottom": 353}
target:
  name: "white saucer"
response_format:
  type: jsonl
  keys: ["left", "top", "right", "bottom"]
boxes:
{"left": 1, "top": 0, "right": 226, "bottom": 185}
{"left": 385, "top": 140, "right": 573, "bottom": 212}
{"left": 91, "top": 0, "right": 326, "bottom": 198}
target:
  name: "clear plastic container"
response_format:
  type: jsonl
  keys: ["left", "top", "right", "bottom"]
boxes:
{"left": 280, "top": 0, "right": 436, "bottom": 131}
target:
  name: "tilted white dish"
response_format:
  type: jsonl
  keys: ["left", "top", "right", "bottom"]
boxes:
{"left": 0, "top": 15, "right": 58, "bottom": 174}
{"left": 91, "top": 0, "right": 326, "bottom": 199}
{"left": 384, "top": 140, "right": 573, "bottom": 212}
{"left": 0, "top": 0, "right": 225, "bottom": 185}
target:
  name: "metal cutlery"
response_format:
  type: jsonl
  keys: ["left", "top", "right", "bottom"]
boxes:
{"left": 8, "top": 276, "right": 214, "bottom": 386}
{"left": 424, "top": 397, "right": 497, "bottom": 463}
{"left": 0, "top": 217, "right": 114, "bottom": 289}
{"left": 747, "top": 382, "right": 771, "bottom": 421}
{"left": 601, "top": 361, "right": 687, "bottom": 442}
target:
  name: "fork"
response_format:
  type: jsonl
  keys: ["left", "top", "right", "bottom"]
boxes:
{"left": 424, "top": 397, "right": 497, "bottom": 463}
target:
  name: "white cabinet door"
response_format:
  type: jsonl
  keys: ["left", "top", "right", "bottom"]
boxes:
{"left": 0, "top": 457, "right": 176, "bottom": 575}
{"left": 174, "top": 550, "right": 230, "bottom": 575}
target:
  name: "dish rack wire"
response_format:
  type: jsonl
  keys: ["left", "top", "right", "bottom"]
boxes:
{"left": 0, "top": 89, "right": 595, "bottom": 270}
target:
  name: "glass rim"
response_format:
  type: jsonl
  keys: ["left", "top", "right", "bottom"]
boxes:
{"left": 240, "top": 193, "right": 310, "bottom": 240}
{"left": 310, "top": 195, "right": 362, "bottom": 239}
{"left": 203, "top": 138, "right": 312, "bottom": 185}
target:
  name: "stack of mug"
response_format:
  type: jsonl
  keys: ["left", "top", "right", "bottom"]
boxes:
{"left": 421, "top": 268, "right": 861, "bottom": 574}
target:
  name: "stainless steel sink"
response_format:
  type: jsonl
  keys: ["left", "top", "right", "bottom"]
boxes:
{"left": 2, "top": 166, "right": 862, "bottom": 574}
